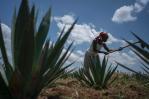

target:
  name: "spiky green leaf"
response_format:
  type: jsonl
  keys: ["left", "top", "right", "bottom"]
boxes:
{"left": 0, "top": 23, "right": 13, "bottom": 82}
{"left": 34, "top": 8, "right": 51, "bottom": 66}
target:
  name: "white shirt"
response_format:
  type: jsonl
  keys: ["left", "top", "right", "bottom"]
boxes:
{"left": 87, "top": 40, "right": 103, "bottom": 55}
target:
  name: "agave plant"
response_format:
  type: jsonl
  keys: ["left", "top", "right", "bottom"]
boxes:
{"left": 117, "top": 33, "right": 149, "bottom": 86}
{"left": 74, "top": 55, "right": 117, "bottom": 89}
{"left": 0, "top": 0, "right": 76, "bottom": 99}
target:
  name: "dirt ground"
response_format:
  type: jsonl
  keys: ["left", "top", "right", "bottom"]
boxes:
{"left": 38, "top": 77, "right": 149, "bottom": 99}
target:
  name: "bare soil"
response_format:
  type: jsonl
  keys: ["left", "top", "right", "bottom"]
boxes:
{"left": 38, "top": 74, "right": 149, "bottom": 99}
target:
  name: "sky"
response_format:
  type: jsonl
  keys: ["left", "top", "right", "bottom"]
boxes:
{"left": 0, "top": 0, "right": 149, "bottom": 72}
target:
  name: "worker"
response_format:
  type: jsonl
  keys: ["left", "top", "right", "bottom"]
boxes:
{"left": 84, "top": 32, "right": 122, "bottom": 69}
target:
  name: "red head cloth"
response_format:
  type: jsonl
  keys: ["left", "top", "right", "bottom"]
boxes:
{"left": 99, "top": 32, "right": 108, "bottom": 39}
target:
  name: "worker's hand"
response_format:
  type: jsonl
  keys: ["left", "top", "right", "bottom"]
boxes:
{"left": 103, "top": 52, "right": 109, "bottom": 55}
{"left": 118, "top": 47, "right": 123, "bottom": 51}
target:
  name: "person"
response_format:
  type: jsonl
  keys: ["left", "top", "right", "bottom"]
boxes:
{"left": 84, "top": 32, "right": 122, "bottom": 69}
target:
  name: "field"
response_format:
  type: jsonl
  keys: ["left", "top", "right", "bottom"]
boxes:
{"left": 0, "top": 0, "right": 149, "bottom": 99}
{"left": 38, "top": 73, "right": 149, "bottom": 99}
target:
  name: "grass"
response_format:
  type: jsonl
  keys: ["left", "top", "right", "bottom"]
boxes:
{"left": 38, "top": 72, "right": 149, "bottom": 99}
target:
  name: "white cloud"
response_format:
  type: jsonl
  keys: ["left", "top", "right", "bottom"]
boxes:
{"left": 63, "top": 49, "right": 84, "bottom": 69}
{"left": 107, "top": 33, "right": 124, "bottom": 44}
{"left": 112, "top": 5, "right": 137, "bottom": 23}
{"left": 54, "top": 15, "right": 96, "bottom": 45}
{"left": 54, "top": 15, "right": 75, "bottom": 25}
{"left": 135, "top": 0, "right": 149, "bottom": 12}
{"left": 69, "top": 51, "right": 84, "bottom": 63}
{"left": 0, "top": 22, "right": 138, "bottom": 72}
{"left": 138, "top": 0, "right": 149, "bottom": 5}
{"left": 76, "top": 50, "right": 84, "bottom": 56}
{"left": 54, "top": 15, "right": 124, "bottom": 45}
{"left": 112, "top": 0, "right": 149, "bottom": 23}
{"left": 54, "top": 14, "right": 138, "bottom": 70}
{"left": 0, "top": 23, "right": 12, "bottom": 65}
{"left": 67, "top": 49, "right": 136, "bottom": 70}
{"left": 134, "top": 2, "right": 144, "bottom": 12}
{"left": 109, "top": 52, "right": 136, "bottom": 65}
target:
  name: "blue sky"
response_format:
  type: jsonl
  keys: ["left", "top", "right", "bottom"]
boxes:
{"left": 0, "top": 0, "right": 149, "bottom": 72}
{"left": 0, "top": 0, "right": 149, "bottom": 40}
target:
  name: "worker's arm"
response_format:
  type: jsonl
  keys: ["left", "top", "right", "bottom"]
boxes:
{"left": 102, "top": 43, "right": 111, "bottom": 52}
{"left": 103, "top": 43, "right": 123, "bottom": 53}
